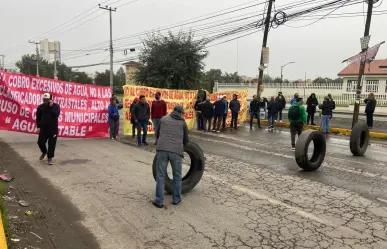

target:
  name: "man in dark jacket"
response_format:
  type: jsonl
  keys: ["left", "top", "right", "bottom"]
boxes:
{"left": 275, "top": 92, "right": 286, "bottom": 122}
{"left": 364, "top": 93, "right": 377, "bottom": 128}
{"left": 151, "top": 92, "right": 167, "bottom": 143}
{"left": 267, "top": 96, "right": 278, "bottom": 130}
{"left": 199, "top": 97, "right": 213, "bottom": 132}
{"left": 36, "top": 93, "right": 61, "bottom": 165}
{"left": 194, "top": 96, "right": 203, "bottom": 130}
{"left": 221, "top": 96, "right": 228, "bottom": 130}
{"left": 229, "top": 94, "right": 241, "bottom": 130}
{"left": 306, "top": 93, "right": 318, "bottom": 125}
{"left": 129, "top": 97, "right": 139, "bottom": 138}
{"left": 213, "top": 97, "right": 225, "bottom": 132}
{"left": 132, "top": 95, "right": 150, "bottom": 146}
{"left": 319, "top": 96, "right": 334, "bottom": 134}
{"left": 249, "top": 95, "right": 261, "bottom": 129}
{"left": 153, "top": 105, "right": 189, "bottom": 208}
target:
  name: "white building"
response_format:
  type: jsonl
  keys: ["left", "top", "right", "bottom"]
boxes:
{"left": 40, "top": 39, "right": 61, "bottom": 62}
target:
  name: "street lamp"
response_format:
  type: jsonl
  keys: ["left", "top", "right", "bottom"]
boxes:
{"left": 280, "top": 61, "right": 295, "bottom": 91}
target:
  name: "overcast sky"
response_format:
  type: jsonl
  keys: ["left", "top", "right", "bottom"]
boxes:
{"left": 1, "top": 0, "right": 386, "bottom": 81}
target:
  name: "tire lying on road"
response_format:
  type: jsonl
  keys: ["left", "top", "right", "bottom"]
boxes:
{"left": 350, "top": 122, "right": 370, "bottom": 156}
{"left": 152, "top": 141, "right": 205, "bottom": 194}
{"left": 295, "top": 130, "right": 326, "bottom": 171}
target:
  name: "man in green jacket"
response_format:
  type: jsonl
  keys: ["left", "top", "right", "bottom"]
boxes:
{"left": 288, "top": 97, "right": 307, "bottom": 150}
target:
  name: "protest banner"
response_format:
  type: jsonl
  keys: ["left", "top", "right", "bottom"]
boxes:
{"left": 0, "top": 71, "right": 111, "bottom": 138}
{"left": 123, "top": 85, "right": 248, "bottom": 135}
{"left": 209, "top": 89, "right": 248, "bottom": 127}
{"left": 123, "top": 85, "right": 197, "bottom": 135}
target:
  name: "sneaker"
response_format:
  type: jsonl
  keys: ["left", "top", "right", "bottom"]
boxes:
{"left": 280, "top": 120, "right": 283, "bottom": 122}
{"left": 250, "top": 127, "right": 253, "bottom": 130}
{"left": 172, "top": 200, "right": 181, "bottom": 206}
{"left": 216, "top": 130, "right": 220, "bottom": 133}
{"left": 152, "top": 201, "right": 164, "bottom": 209}
{"left": 142, "top": 141, "right": 149, "bottom": 146}
{"left": 39, "top": 153, "right": 46, "bottom": 161}
{"left": 274, "top": 120, "right": 277, "bottom": 122}
{"left": 132, "top": 135, "right": 135, "bottom": 139}
{"left": 47, "top": 158, "right": 53, "bottom": 165}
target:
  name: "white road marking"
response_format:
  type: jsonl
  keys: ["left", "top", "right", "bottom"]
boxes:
{"left": 192, "top": 135, "right": 387, "bottom": 181}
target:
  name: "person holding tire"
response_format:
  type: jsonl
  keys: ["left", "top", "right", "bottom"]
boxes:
{"left": 364, "top": 93, "right": 376, "bottom": 129}
{"left": 288, "top": 97, "right": 307, "bottom": 150}
{"left": 319, "top": 96, "right": 334, "bottom": 134}
{"left": 153, "top": 105, "right": 189, "bottom": 208}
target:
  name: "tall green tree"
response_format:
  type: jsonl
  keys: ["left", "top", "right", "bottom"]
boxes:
{"left": 263, "top": 75, "right": 273, "bottom": 83}
{"left": 201, "top": 69, "right": 222, "bottom": 92}
{"left": 15, "top": 54, "right": 93, "bottom": 84}
{"left": 273, "top": 77, "right": 282, "bottom": 83}
{"left": 135, "top": 31, "right": 208, "bottom": 89}
{"left": 116, "top": 67, "right": 126, "bottom": 86}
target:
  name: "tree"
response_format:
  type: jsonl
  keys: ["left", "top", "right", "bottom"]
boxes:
{"left": 116, "top": 67, "right": 126, "bottom": 86}
{"left": 134, "top": 31, "right": 208, "bottom": 89}
{"left": 284, "top": 79, "right": 290, "bottom": 83}
{"left": 15, "top": 54, "right": 93, "bottom": 84}
{"left": 95, "top": 70, "right": 119, "bottom": 86}
{"left": 71, "top": 72, "right": 93, "bottom": 84}
{"left": 201, "top": 69, "right": 222, "bottom": 92}
{"left": 263, "top": 75, "right": 273, "bottom": 83}
{"left": 273, "top": 77, "right": 282, "bottom": 83}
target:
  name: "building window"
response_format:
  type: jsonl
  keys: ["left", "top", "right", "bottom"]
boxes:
{"left": 365, "top": 80, "right": 379, "bottom": 93}
{"left": 346, "top": 80, "right": 358, "bottom": 92}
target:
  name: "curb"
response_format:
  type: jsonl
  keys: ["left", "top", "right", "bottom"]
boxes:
{"left": 246, "top": 119, "right": 387, "bottom": 139}
{"left": 0, "top": 212, "right": 7, "bottom": 249}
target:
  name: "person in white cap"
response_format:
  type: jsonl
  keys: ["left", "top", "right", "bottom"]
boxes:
{"left": 36, "top": 93, "right": 61, "bottom": 165}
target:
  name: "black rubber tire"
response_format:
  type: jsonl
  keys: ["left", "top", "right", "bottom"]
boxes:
{"left": 295, "top": 130, "right": 326, "bottom": 171}
{"left": 350, "top": 122, "right": 370, "bottom": 156}
{"left": 152, "top": 141, "right": 205, "bottom": 194}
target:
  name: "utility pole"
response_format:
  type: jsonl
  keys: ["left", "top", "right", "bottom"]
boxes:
{"left": 352, "top": 0, "right": 374, "bottom": 128}
{"left": 99, "top": 4, "right": 116, "bottom": 89}
{"left": 0, "top": 55, "right": 5, "bottom": 69}
{"left": 257, "top": 0, "right": 275, "bottom": 98}
{"left": 29, "top": 41, "right": 41, "bottom": 76}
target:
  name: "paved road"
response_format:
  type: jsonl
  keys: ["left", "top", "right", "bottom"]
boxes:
{"left": 1, "top": 127, "right": 387, "bottom": 248}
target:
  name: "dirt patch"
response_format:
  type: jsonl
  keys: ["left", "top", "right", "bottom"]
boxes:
{"left": 0, "top": 140, "right": 100, "bottom": 249}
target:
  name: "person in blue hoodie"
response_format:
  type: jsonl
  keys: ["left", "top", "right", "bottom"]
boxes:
{"left": 108, "top": 97, "right": 123, "bottom": 140}
{"left": 290, "top": 93, "right": 299, "bottom": 105}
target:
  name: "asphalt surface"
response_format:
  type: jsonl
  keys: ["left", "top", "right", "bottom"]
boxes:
{"left": 1, "top": 125, "right": 387, "bottom": 248}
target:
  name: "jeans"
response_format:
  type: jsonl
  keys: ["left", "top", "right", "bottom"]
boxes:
{"left": 290, "top": 123, "right": 304, "bottom": 147}
{"left": 152, "top": 119, "right": 161, "bottom": 138}
{"left": 307, "top": 112, "right": 315, "bottom": 125}
{"left": 137, "top": 120, "right": 148, "bottom": 144}
{"left": 321, "top": 115, "right": 330, "bottom": 133}
{"left": 155, "top": 151, "right": 183, "bottom": 205}
{"left": 250, "top": 112, "right": 261, "bottom": 128}
{"left": 37, "top": 130, "right": 58, "bottom": 159}
{"left": 222, "top": 114, "right": 227, "bottom": 129}
{"left": 213, "top": 116, "right": 223, "bottom": 131}
{"left": 196, "top": 112, "right": 203, "bottom": 130}
{"left": 277, "top": 109, "right": 283, "bottom": 121}
{"left": 268, "top": 114, "right": 277, "bottom": 127}
{"left": 366, "top": 111, "right": 374, "bottom": 128}
{"left": 203, "top": 117, "right": 212, "bottom": 131}
{"left": 231, "top": 112, "right": 238, "bottom": 128}
{"left": 132, "top": 124, "right": 136, "bottom": 137}
{"left": 109, "top": 119, "right": 118, "bottom": 139}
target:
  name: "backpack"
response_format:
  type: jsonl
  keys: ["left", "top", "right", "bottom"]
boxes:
{"left": 288, "top": 105, "right": 301, "bottom": 120}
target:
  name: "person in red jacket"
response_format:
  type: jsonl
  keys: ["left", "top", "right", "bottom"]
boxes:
{"left": 151, "top": 92, "right": 167, "bottom": 143}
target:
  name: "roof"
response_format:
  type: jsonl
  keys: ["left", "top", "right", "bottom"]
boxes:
{"left": 122, "top": 61, "right": 139, "bottom": 66}
{"left": 338, "top": 59, "right": 387, "bottom": 76}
